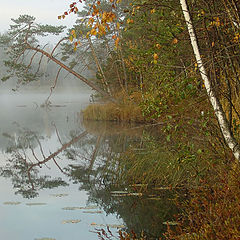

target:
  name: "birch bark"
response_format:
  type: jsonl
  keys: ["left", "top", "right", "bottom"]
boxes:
{"left": 179, "top": 0, "right": 240, "bottom": 161}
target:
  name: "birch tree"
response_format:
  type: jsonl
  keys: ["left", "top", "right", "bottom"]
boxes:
{"left": 179, "top": 0, "right": 240, "bottom": 161}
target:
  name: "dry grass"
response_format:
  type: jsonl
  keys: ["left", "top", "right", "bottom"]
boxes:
{"left": 82, "top": 100, "right": 147, "bottom": 123}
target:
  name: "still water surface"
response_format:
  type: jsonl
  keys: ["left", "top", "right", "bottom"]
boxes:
{"left": 0, "top": 92, "right": 124, "bottom": 240}
{"left": 0, "top": 92, "right": 177, "bottom": 240}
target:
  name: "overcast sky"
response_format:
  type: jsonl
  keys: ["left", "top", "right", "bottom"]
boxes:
{"left": 0, "top": 0, "right": 81, "bottom": 33}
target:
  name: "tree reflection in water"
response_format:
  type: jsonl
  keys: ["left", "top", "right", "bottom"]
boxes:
{"left": 0, "top": 120, "right": 178, "bottom": 238}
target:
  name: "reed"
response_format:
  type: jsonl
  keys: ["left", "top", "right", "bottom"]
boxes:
{"left": 82, "top": 101, "right": 147, "bottom": 123}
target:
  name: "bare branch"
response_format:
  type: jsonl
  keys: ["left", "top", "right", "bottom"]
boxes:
{"left": 51, "top": 37, "right": 68, "bottom": 57}
{"left": 45, "top": 67, "right": 62, "bottom": 104}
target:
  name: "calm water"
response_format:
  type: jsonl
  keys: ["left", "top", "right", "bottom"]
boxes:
{"left": 0, "top": 92, "right": 126, "bottom": 240}
{"left": 0, "top": 92, "right": 177, "bottom": 240}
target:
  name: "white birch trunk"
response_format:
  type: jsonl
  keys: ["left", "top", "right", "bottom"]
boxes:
{"left": 179, "top": 0, "right": 240, "bottom": 161}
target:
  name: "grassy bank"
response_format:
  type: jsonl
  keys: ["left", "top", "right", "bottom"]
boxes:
{"left": 82, "top": 91, "right": 149, "bottom": 123}
{"left": 82, "top": 93, "right": 240, "bottom": 239}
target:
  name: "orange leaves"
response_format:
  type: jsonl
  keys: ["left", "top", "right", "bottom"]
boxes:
{"left": 90, "top": 28, "right": 97, "bottom": 36}
{"left": 62, "top": 0, "right": 121, "bottom": 48}
{"left": 214, "top": 17, "right": 220, "bottom": 27}
{"left": 115, "top": 37, "right": 120, "bottom": 47}
{"left": 111, "top": 35, "right": 120, "bottom": 48}
{"left": 127, "top": 18, "right": 134, "bottom": 24}
{"left": 101, "top": 11, "right": 116, "bottom": 23}
{"left": 172, "top": 38, "right": 178, "bottom": 44}
{"left": 153, "top": 53, "right": 158, "bottom": 64}
{"left": 210, "top": 17, "right": 221, "bottom": 28}
{"left": 98, "top": 24, "right": 106, "bottom": 36}
{"left": 85, "top": 9, "right": 117, "bottom": 38}
{"left": 58, "top": 1, "right": 80, "bottom": 19}
{"left": 70, "top": 29, "right": 76, "bottom": 39}
{"left": 73, "top": 41, "right": 81, "bottom": 51}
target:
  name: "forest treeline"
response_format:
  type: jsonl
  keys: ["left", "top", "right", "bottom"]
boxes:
{"left": 1, "top": 0, "right": 240, "bottom": 238}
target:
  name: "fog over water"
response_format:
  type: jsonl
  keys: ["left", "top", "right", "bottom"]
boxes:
{"left": 0, "top": 91, "right": 126, "bottom": 240}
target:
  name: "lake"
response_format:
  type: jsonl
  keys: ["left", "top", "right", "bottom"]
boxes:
{"left": 0, "top": 91, "right": 177, "bottom": 240}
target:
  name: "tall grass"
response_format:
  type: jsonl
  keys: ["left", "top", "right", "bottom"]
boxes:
{"left": 82, "top": 102, "right": 147, "bottom": 123}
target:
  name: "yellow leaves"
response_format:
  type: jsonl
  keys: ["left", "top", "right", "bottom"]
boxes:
{"left": 197, "top": 9, "right": 205, "bottom": 17}
{"left": 98, "top": 24, "right": 106, "bottom": 36}
{"left": 71, "top": 29, "right": 76, "bottom": 39}
{"left": 150, "top": 9, "right": 156, "bottom": 14}
{"left": 194, "top": 63, "right": 198, "bottom": 71}
{"left": 211, "top": 17, "right": 221, "bottom": 27}
{"left": 69, "top": 29, "right": 76, "bottom": 42}
{"left": 101, "top": 11, "right": 116, "bottom": 23}
{"left": 153, "top": 53, "right": 158, "bottom": 60}
{"left": 116, "top": 22, "right": 120, "bottom": 30}
{"left": 155, "top": 43, "right": 161, "bottom": 49}
{"left": 211, "top": 41, "right": 215, "bottom": 47}
{"left": 69, "top": 29, "right": 81, "bottom": 50}
{"left": 90, "top": 28, "right": 97, "bottom": 36}
{"left": 215, "top": 17, "right": 220, "bottom": 27}
{"left": 233, "top": 33, "right": 240, "bottom": 42}
{"left": 88, "top": 17, "right": 94, "bottom": 25}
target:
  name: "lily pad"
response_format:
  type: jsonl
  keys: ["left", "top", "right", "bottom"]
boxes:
{"left": 90, "top": 223, "right": 125, "bottom": 229}
{"left": 50, "top": 194, "right": 68, "bottom": 197}
{"left": 62, "top": 206, "right": 98, "bottom": 210}
{"left": 90, "top": 223, "right": 105, "bottom": 227}
{"left": 83, "top": 210, "right": 102, "bottom": 214}
{"left": 107, "top": 224, "right": 125, "bottom": 229}
{"left": 62, "top": 219, "right": 81, "bottom": 224}
{"left": 26, "top": 203, "right": 47, "bottom": 206}
{"left": 3, "top": 201, "right": 21, "bottom": 205}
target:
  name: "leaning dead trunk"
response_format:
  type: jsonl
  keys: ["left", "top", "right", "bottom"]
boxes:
{"left": 25, "top": 43, "right": 111, "bottom": 99}
{"left": 180, "top": 0, "right": 240, "bottom": 161}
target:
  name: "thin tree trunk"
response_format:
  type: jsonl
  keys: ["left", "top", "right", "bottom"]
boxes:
{"left": 87, "top": 37, "right": 111, "bottom": 95}
{"left": 180, "top": 0, "right": 240, "bottom": 161}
